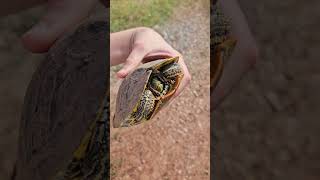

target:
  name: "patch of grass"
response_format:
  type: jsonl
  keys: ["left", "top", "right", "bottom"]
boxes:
{"left": 110, "top": 0, "right": 178, "bottom": 32}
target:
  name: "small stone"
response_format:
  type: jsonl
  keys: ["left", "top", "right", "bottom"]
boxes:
{"left": 192, "top": 90, "right": 199, "bottom": 97}
{"left": 264, "top": 91, "right": 283, "bottom": 111}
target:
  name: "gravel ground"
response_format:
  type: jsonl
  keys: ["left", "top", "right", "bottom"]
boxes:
{"left": 214, "top": 0, "right": 320, "bottom": 179}
{"left": 110, "top": 0, "right": 211, "bottom": 179}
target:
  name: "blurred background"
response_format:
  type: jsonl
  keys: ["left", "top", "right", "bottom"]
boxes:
{"left": 0, "top": 3, "right": 105, "bottom": 180}
{"left": 110, "top": 0, "right": 178, "bottom": 32}
{"left": 0, "top": 6, "right": 43, "bottom": 179}
{"left": 110, "top": 0, "right": 211, "bottom": 179}
{"left": 214, "top": 0, "right": 320, "bottom": 180}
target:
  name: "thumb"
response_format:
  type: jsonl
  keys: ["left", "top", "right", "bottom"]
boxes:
{"left": 117, "top": 44, "right": 147, "bottom": 78}
{"left": 22, "top": 0, "right": 97, "bottom": 53}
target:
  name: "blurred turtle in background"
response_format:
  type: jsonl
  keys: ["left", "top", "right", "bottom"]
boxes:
{"left": 210, "top": 0, "right": 258, "bottom": 109}
{"left": 15, "top": 20, "right": 109, "bottom": 180}
{"left": 210, "top": 1, "right": 237, "bottom": 91}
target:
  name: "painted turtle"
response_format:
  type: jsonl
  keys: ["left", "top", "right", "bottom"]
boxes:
{"left": 113, "top": 56, "right": 184, "bottom": 128}
{"left": 211, "top": 3, "right": 237, "bottom": 90}
{"left": 15, "top": 20, "right": 109, "bottom": 180}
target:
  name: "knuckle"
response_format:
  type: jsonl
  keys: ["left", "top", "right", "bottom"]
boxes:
{"left": 126, "top": 58, "right": 135, "bottom": 64}
{"left": 133, "top": 41, "right": 146, "bottom": 52}
{"left": 137, "top": 27, "right": 157, "bottom": 36}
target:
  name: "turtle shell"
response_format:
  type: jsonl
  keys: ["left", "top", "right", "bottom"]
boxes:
{"left": 211, "top": 4, "right": 237, "bottom": 90}
{"left": 113, "top": 57, "right": 182, "bottom": 128}
{"left": 15, "top": 20, "right": 109, "bottom": 180}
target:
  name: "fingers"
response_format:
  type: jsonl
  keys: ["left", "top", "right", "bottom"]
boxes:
{"left": 116, "top": 43, "right": 148, "bottom": 78}
{"left": 172, "top": 54, "right": 192, "bottom": 99}
{"left": 22, "top": 0, "right": 98, "bottom": 53}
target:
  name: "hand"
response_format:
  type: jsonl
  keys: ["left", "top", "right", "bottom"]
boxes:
{"left": 22, "top": 0, "right": 101, "bottom": 53}
{"left": 111, "top": 27, "right": 191, "bottom": 98}
{"left": 211, "top": 0, "right": 258, "bottom": 109}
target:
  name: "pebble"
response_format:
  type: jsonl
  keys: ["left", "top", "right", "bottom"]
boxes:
{"left": 192, "top": 90, "right": 199, "bottom": 97}
{"left": 264, "top": 91, "right": 283, "bottom": 112}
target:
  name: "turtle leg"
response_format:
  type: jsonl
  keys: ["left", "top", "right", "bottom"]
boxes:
{"left": 160, "top": 74, "right": 184, "bottom": 100}
{"left": 148, "top": 84, "right": 162, "bottom": 97}
{"left": 130, "top": 90, "right": 156, "bottom": 126}
{"left": 161, "top": 83, "right": 170, "bottom": 95}
{"left": 148, "top": 76, "right": 164, "bottom": 97}
{"left": 141, "top": 90, "right": 156, "bottom": 120}
{"left": 148, "top": 100, "right": 162, "bottom": 119}
{"left": 152, "top": 69, "right": 173, "bottom": 84}
{"left": 152, "top": 84, "right": 171, "bottom": 101}
{"left": 148, "top": 73, "right": 169, "bottom": 97}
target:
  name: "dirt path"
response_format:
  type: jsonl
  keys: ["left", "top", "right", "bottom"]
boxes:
{"left": 110, "top": 1, "right": 211, "bottom": 179}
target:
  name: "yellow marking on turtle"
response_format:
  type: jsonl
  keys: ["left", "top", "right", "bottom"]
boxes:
{"left": 116, "top": 56, "right": 183, "bottom": 128}
{"left": 53, "top": 88, "right": 109, "bottom": 179}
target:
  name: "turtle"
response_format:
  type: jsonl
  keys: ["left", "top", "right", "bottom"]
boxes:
{"left": 14, "top": 19, "right": 110, "bottom": 180}
{"left": 113, "top": 56, "right": 184, "bottom": 128}
{"left": 210, "top": 2, "right": 237, "bottom": 90}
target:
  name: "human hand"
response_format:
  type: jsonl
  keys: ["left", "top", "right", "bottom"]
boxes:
{"left": 111, "top": 27, "right": 191, "bottom": 98}
{"left": 22, "top": 0, "right": 103, "bottom": 53}
{"left": 211, "top": 0, "right": 258, "bottom": 110}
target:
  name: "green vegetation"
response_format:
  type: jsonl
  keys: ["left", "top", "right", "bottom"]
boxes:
{"left": 110, "top": 0, "right": 178, "bottom": 32}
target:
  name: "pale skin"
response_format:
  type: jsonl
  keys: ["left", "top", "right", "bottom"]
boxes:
{"left": 212, "top": 0, "right": 259, "bottom": 110}
{"left": 111, "top": 27, "right": 191, "bottom": 98}
{"left": 0, "top": 0, "right": 191, "bottom": 99}
{"left": 0, "top": 0, "right": 103, "bottom": 53}
{"left": 0, "top": 0, "right": 257, "bottom": 108}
